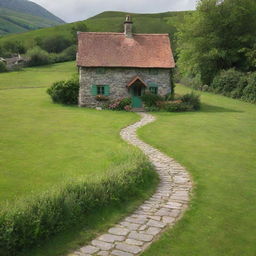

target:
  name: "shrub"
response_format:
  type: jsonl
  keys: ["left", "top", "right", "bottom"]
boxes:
{"left": 0, "top": 155, "right": 157, "bottom": 255}
{"left": 145, "top": 106, "right": 161, "bottom": 112}
{"left": 107, "top": 97, "right": 131, "bottom": 111}
{"left": 50, "top": 45, "right": 77, "bottom": 63}
{"left": 26, "top": 46, "right": 51, "bottom": 66}
{"left": 163, "top": 101, "right": 192, "bottom": 112}
{"left": 0, "top": 61, "right": 7, "bottom": 73}
{"left": 242, "top": 73, "right": 256, "bottom": 103}
{"left": 59, "top": 45, "right": 77, "bottom": 61}
{"left": 230, "top": 76, "right": 248, "bottom": 99}
{"left": 180, "top": 92, "right": 201, "bottom": 110}
{"left": 211, "top": 69, "right": 243, "bottom": 96}
{"left": 180, "top": 74, "right": 202, "bottom": 90}
{"left": 2, "top": 40, "right": 26, "bottom": 54}
{"left": 141, "top": 92, "right": 163, "bottom": 107}
{"left": 47, "top": 77, "right": 79, "bottom": 105}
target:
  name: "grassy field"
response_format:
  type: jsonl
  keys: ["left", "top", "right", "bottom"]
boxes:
{"left": 0, "top": 61, "right": 76, "bottom": 89}
{"left": 0, "top": 63, "right": 159, "bottom": 256}
{"left": 139, "top": 85, "right": 256, "bottom": 256}
{"left": 0, "top": 87, "right": 142, "bottom": 203}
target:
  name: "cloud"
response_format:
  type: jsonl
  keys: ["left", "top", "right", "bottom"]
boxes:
{"left": 31, "top": 0, "right": 197, "bottom": 22}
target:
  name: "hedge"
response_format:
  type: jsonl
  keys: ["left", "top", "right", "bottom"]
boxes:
{"left": 0, "top": 154, "right": 157, "bottom": 255}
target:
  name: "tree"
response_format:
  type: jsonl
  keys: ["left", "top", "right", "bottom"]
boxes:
{"left": 71, "top": 22, "right": 88, "bottom": 43}
{"left": 38, "top": 35, "right": 72, "bottom": 53}
{"left": 177, "top": 0, "right": 256, "bottom": 85}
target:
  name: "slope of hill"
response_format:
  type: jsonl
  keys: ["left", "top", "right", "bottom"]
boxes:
{"left": 0, "top": 10, "right": 189, "bottom": 49}
{"left": 0, "top": 0, "right": 65, "bottom": 35}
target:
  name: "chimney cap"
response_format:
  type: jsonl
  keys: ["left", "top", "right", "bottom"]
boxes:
{"left": 124, "top": 15, "right": 133, "bottom": 23}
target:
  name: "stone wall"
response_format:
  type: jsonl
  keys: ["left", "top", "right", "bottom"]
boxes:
{"left": 79, "top": 67, "right": 171, "bottom": 107}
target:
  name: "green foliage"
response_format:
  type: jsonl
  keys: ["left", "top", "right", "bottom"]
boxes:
{"left": 38, "top": 35, "right": 72, "bottom": 53}
{"left": 107, "top": 97, "right": 132, "bottom": 111}
{"left": 26, "top": 46, "right": 51, "bottom": 66}
{"left": 242, "top": 73, "right": 256, "bottom": 103}
{"left": 0, "top": 61, "right": 7, "bottom": 73}
{"left": 211, "top": 69, "right": 243, "bottom": 96}
{"left": 181, "top": 92, "right": 201, "bottom": 110}
{"left": 177, "top": 0, "right": 256, "bottom": 85}
{"left": 47, "top": 77, "right": 79, "bottom": 105}
{"left": 49, "top": 45, "right": 77, "bottom": 63}
{"left": 163, "top": 102, "right": 190, "bottom": 112}
{"left": 210, "top": 69, "right": 256, "bottom": 103}
{"left": 71, "top": 22, "right": 88, "bottom": 42}
{"left": 145, "top": 106, "right": 161, "bottom": 112}
{"left": 0, "top": 155, "right": 156, "bottom": 255}
{"left": 180, "top": 74, "right": 203, "bottom": 90}
{"left": 141, "top": 92, "right": 163, "bottom": 107}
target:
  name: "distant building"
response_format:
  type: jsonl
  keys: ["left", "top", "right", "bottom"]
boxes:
{"left": 1, "top": 54, "right": 28, "bottom": 71}
{"left": 76, "top": 16, "right": 175, "bottom": 109}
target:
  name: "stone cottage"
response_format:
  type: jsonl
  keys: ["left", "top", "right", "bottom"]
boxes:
{"left": 77, "top": 16, "right": 175, "bottom": 108}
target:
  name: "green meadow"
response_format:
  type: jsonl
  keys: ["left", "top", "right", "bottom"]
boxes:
{"left": 0, "top": 61, "right": 76, "bottom": 89}
{"left": 139, "top": 85, "right": 256, "bottom": 256}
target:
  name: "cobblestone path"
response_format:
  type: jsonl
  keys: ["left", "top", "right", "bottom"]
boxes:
{"left": 73, "top": 113, "right": 192, "bottom": 256}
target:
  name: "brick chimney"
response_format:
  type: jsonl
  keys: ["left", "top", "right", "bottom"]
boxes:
{"left": 124, "top": 15, "right": 133, "bottom": 38}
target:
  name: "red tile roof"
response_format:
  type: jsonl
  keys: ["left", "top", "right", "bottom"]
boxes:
{"left": 77, "top": 32, "right": 175, "bottom": 69}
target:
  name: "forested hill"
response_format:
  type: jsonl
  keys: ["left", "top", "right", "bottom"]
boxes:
{"left": 0, "top": 0, "right": 65, "bottom": 35}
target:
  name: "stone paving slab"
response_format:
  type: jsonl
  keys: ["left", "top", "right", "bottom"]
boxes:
{"left": 73, "top": 113, "right": 192, "bottom": 256}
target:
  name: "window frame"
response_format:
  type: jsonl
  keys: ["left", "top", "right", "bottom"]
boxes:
{"left": 149, "top": 86, "right": 158, "bottom": 95}
{"left": 97, "top": 85, "right": 105, "bottom": 95}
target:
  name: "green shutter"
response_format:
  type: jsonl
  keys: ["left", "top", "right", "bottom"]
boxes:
{"left": 91, "top": 85, "right": 97, "bottom": 96}
{"left": 104, "top": 85, "right": 110, "bottom": 96}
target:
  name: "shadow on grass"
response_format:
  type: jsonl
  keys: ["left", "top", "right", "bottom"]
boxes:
{"left": 155, "top": 103, "right": 243, "bottom": 116}
{"left": 200, "top": 103, "right": 243, "bottom": 113}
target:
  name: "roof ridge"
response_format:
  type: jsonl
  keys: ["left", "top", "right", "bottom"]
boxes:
{"left": 78, "top": 32, "right": 169, "bottom": 36}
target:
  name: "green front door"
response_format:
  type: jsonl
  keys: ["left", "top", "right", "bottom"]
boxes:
{"left": 132, "top": 96, "right": 142, "bottom": 108}
{"left": 131, "top": 86, "right": 143, "bottom": 108}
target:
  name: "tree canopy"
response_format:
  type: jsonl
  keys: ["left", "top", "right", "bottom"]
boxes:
{"left": 177, "top": 0, "right": 256, "bottom": 84}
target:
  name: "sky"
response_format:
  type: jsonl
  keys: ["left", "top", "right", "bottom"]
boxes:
{"left": 30, "top": 0, "right": 198, "bottom": 23}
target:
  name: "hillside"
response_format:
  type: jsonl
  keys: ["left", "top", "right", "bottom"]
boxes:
{"left": 0, "top": 10, "right": 189, "bottom": 49}
{"left": 0, "top": 0, "right": 65, "bottom": 35}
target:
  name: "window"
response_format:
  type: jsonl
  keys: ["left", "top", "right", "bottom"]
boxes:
{"left": 149, "top": 69, "right": 158, "bottom": 75}
{"left": 96, "top": 68, "right": 106, "bottom": 74}
{"left": 97, "top": 85, "right": 105, "bottom": 95}
{"left": 91, "top": 85, "right": 110, "bottom": 96}
{"left": 149, "top": 87, "right": 158, "bottom": 95}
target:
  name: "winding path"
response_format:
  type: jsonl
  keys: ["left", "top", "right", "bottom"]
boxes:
{"left": 73, "top": 113, "right": 192, "bottom": 256}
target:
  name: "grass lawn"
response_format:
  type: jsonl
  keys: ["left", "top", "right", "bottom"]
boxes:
{"left": 0, "top": 63, "right": 159, "bottom": 256}
{"left": 0, "top": 87, "right": 142, "bottom": 203}
{"left": 0, "top": 61, "right": 76, "bottom": 89}
{"left": 138, "top": 84, "right": 256, "bottom": 256}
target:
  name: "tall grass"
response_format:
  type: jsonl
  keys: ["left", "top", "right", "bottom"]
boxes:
{"left": 0, "top": 154, "right": 157, "bottom": 255}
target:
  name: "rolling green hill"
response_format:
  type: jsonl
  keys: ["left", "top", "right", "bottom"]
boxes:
{"left": 0, "top": 0, "right": 65, "bottom": 35}
{"left": 0, "top": 11, "right": 189, "bottom": 49}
